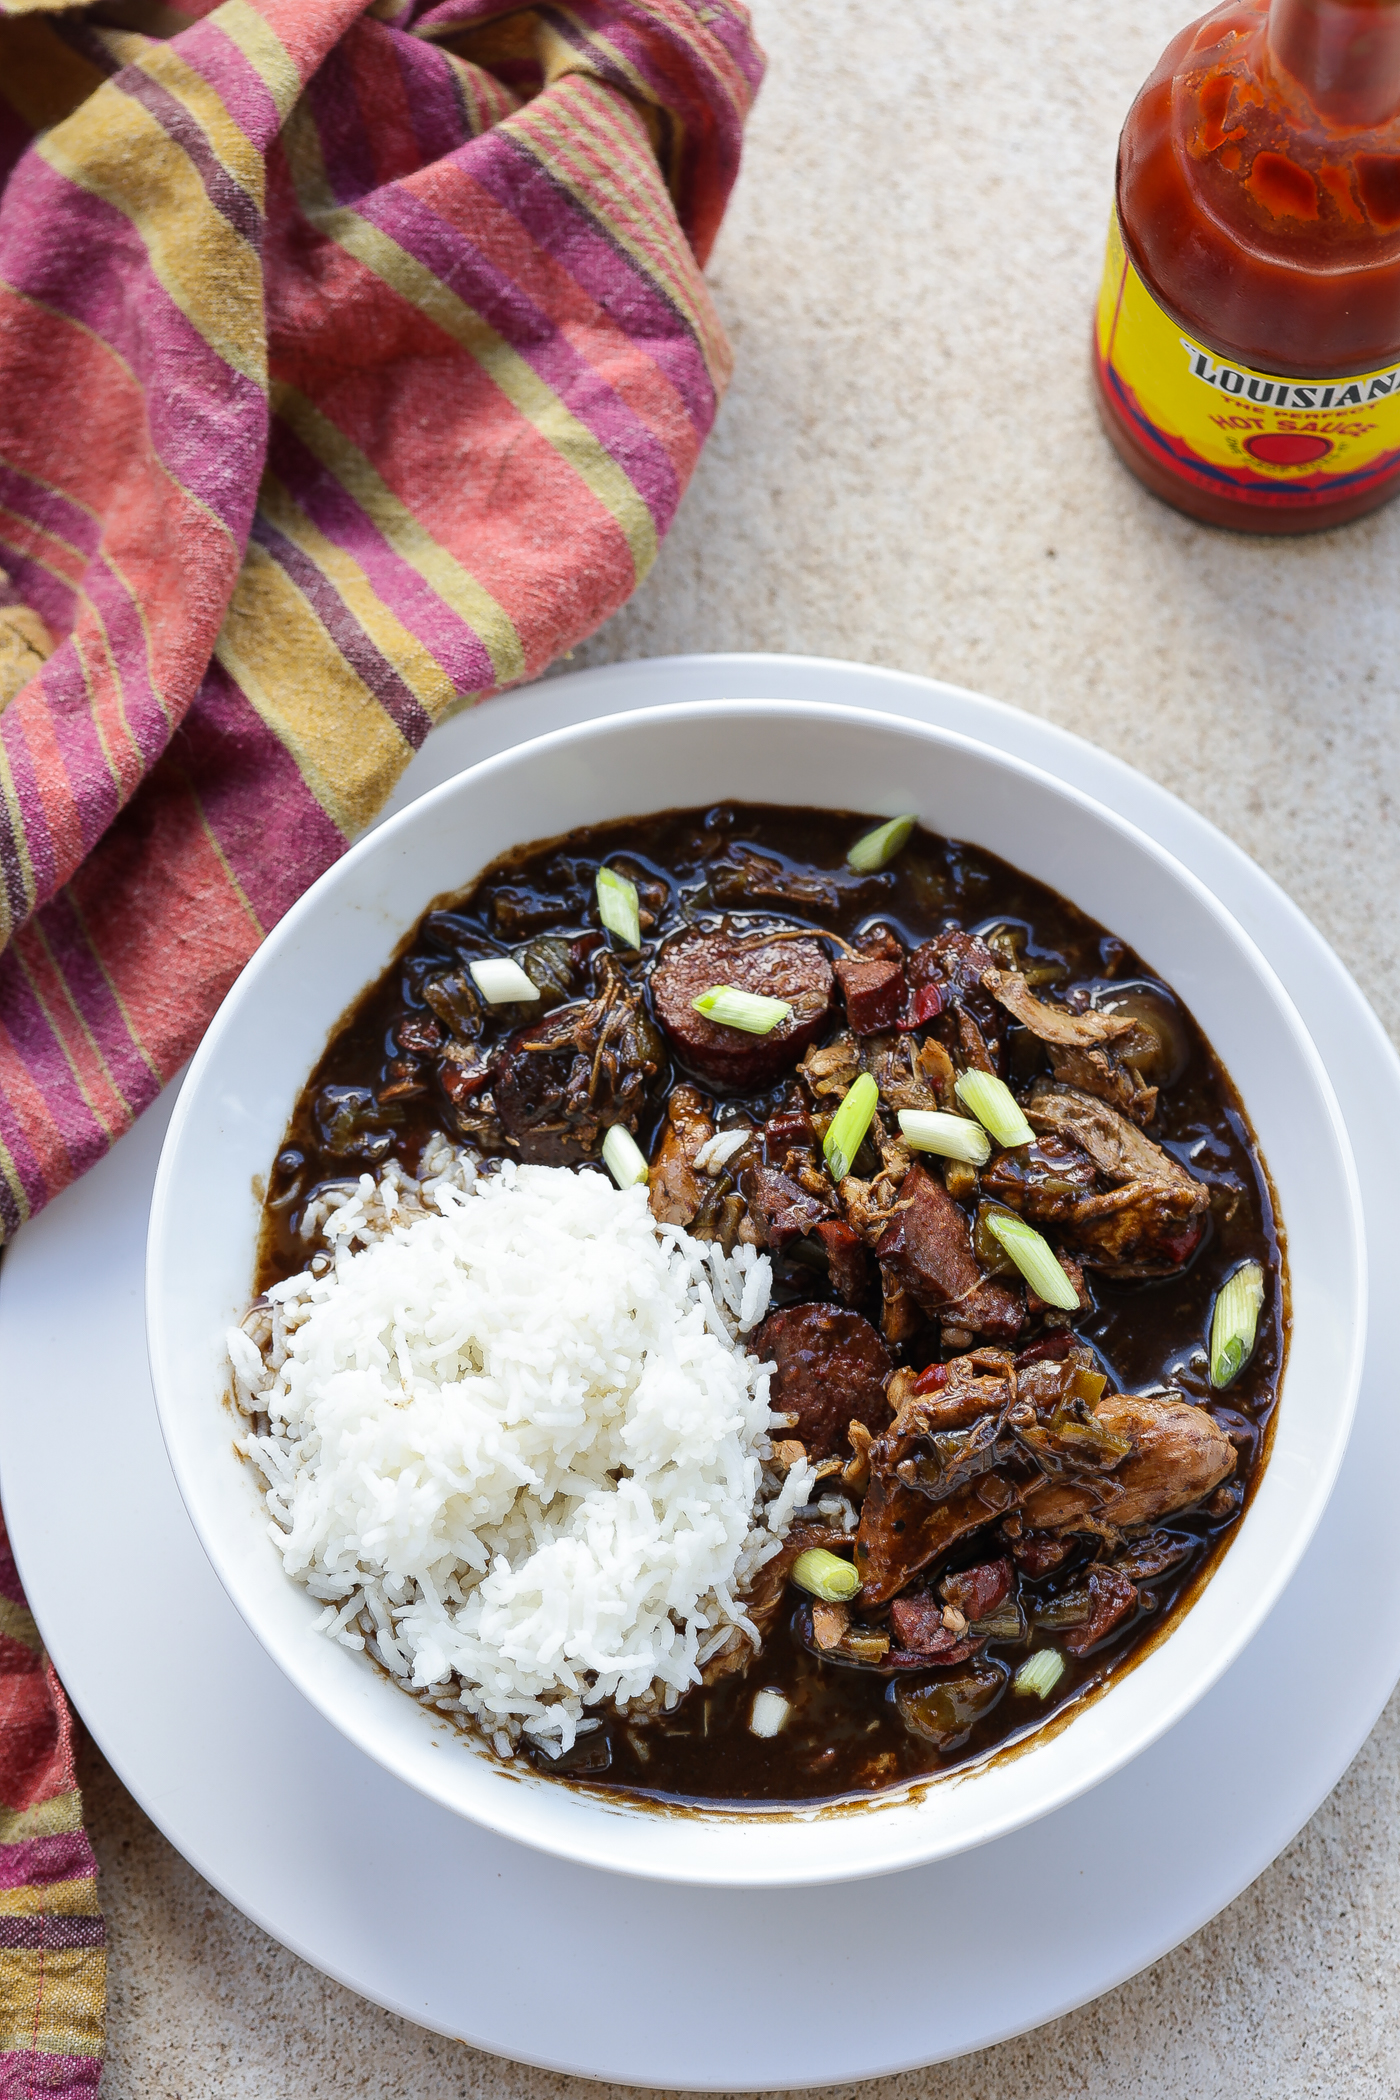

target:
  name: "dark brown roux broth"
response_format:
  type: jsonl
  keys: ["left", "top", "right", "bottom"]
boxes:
{"left": 255, "top": 805, "right": 1285, "bottom": 1808}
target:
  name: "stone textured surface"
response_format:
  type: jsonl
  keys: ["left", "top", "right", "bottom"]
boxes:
{"left": 86, "top": 0, "right": 1400, "bottom": 2091}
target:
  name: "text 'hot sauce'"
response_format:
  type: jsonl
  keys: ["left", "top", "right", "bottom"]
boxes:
{"left": 1095, "top": 0, "right": 1400, "bottom": 532}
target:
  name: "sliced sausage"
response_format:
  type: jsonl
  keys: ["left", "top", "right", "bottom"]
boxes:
{"left": 751, "top": 1301, "right": 893, "bottom": 1461}
{"left": 651, "top": 927, "right": 834, "bottom": 1088}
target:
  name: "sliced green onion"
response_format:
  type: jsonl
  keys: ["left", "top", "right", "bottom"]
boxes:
{"left": 602, "top": 1123, "right": 649, "bottom": 1190}
{"left": 749, "top": 1688, "right": 791, "bottom": 1738}
{"left": 468, "top": 957, "right": 540, "bottom": 1005}
{"left": 1210, "top": 1259, "right": 1265, "bottom": 1388}
{"left": 692, "top": 984, "right": 791, "bottom": 1035}
{"left": 823, "top": 1070, "right": 880, "bottom": 1182}
{"left": 595, "top": 865, "right": 641, "bottom": 949}
{"left": 984, "top": 1209, "right": 1080, "bottom": 1310}
{"left": 954, "top": 1068, "right": 1035, "bottom": 1148}
{"left": 790, "top": 1547, "right": 860, "bottom": 1603}
{"left": 898, "top": 1108, "right": 992, "bottom": 1166}
{"left": 1013, "top": 1648, "right": 1066, "bottom": 1699}
{"left": 847, "top": 813, "right": 917, "bottom": 872}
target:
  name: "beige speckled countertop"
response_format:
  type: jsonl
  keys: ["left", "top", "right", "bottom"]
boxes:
{"left": 84, "top": 2, "right": 1400, "bottom": 2092}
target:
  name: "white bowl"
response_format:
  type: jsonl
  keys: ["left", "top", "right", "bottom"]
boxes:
{"left": 146, "top": 699, "right": 1364, "bottom": 1888}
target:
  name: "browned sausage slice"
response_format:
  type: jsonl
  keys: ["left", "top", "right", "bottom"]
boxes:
{"left": 751, "top": 1302, "right": 892, "bottom": 1461}
{"left": 651, "top": 927, "right": 834, "bottom": 1088}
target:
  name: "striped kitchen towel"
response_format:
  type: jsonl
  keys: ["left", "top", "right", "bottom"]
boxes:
{"left": 0, "top": 1520, "right": 103, "bottom": 2097}
{"left": 0, "top": 2, "right": 762, "bottom": 2086}
{"left": 0, "top": 0, "right": 761, "bottom": 1242}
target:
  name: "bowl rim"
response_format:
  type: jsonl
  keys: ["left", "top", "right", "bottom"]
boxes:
{"left": 146, "top": 697, "right": 1366, "bottom": 1886}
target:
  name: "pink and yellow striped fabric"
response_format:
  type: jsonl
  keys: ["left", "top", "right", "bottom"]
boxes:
{"left": 0, "top": 0, "right": 761, "bottom": 1244}
{"left": 0, "top": 1519, "right": 103, "bottom": 2095}
{"left": 0, "top": 3, "right": 760, "bottom": 2085}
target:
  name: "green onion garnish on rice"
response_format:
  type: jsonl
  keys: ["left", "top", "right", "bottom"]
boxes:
{"left": 790, "top": 1547, "right": 860, "bottom": 1602}
{"left": 897, "top": 1108, "right": 992, "bottom": 1166}
{"left": 954, "top": 1068, "right": 1035, "bottom": 1148}
{"left": 823, "top": 1071, "right": 880, "bottom": 1182}
{"left": 1210, "top": 1259, "right": 1265, "bottom": 1388}
{"left": 468, "top": 957, "right": 541, "bottom": 1004}
{"left": 692, "top": 985, "right": 792, "bottom": 1034}
{"left": 847, "top": 813, "right": 917, "bottom": 872}
{"left": 983, "top": 1209, "right": 1080, "bottom": 1310}
{"left": 596, "top": 865, "right": 641, "bottom": 949}
{"left": 602, "top": 1123, "right": 649, "bottom": 1190}
{"left": 1013, "top": 1648, "right": 1066, "bottom": 1699}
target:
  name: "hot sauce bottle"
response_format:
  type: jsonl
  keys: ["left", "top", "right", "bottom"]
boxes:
{"left": 1095, "top": 0, "right": 1400, "bottom": 531}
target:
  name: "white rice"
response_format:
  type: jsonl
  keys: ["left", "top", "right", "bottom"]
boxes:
{"left": 229, "top": 1142, "right": 814, "bottom": 1755}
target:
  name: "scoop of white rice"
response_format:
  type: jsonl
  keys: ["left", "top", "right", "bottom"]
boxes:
{"left": 230, "top": 1151, "right": 813, "bottom": 1754}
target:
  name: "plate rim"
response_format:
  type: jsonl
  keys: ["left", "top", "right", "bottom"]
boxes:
{"left": 1, "top": 651, "right": 1396, "bottom": 2086}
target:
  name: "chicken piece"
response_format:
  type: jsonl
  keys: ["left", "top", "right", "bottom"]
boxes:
{"left": 1047, "top": 1045, "right": 1157, "bottom": 1127}
{"left": 981, "top": 1133, "right": 1098, "bottom": 1224}
{"left": 865, "top": 1033, "right": 951, "bottom": 1115}
{"left": 811, "top": 1601, "right": 851, "bottom": 1650}
{"left": 886, "top": 1349, "right": 1017, "bottom": 1438}
{"left": 857, "top": 1375, "right": 1229, "bottom": 1604}
{"left": 983, "top": 968, "right": 1143, "bottom": 1053}
{"left": 855, "top": 1471, "right": 1020, "bottom": 1607}
{"left": 875, "top": 1162, "right": 1023, "bottom": 1341}
{"left": 800, "top": 1033, "right": 862, "bottom": 1100}
{"left": 1021, "top": 1393, "right": 1235, "bottom": 1535}
{"left": 985, "top": 966, "right": 1162, "bottom": 1125}
{"left": 1016, "top": 1082, "right": 1210, "bottom": 1276}
{"left": 955, "top": 1007, "right": 997, "bottom": 1073}
{"left": 842, "top": 1419, "right": 876, "bottom": 1493}
{"left": 1025, "top": 1081, "right": 1202, "bottom": 1199}
{"left": 976, "top": 965, "right": 1159, "bottom": 1123}
{"left": 648, "top": 1085, "right": 714, "bottom": 1227}
{"left": 854, "top": 1351, "right": 1018, "bottom": 1604}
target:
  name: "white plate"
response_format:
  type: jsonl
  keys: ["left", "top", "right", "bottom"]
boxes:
{"left": 145, "top": 695, "right": 1362, "bottom": 1890}
{"left": 1, "top": 654, "right": 1397, "bottom": 2085}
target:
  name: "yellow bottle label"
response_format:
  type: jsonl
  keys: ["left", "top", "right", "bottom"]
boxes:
{"left": 1095, "top": 209, "right": 1400, "bottom": 507}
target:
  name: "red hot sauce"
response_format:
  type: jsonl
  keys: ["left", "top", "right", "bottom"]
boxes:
{"left": 1095, "top": 0, "right": 1400, "bottom": 531}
